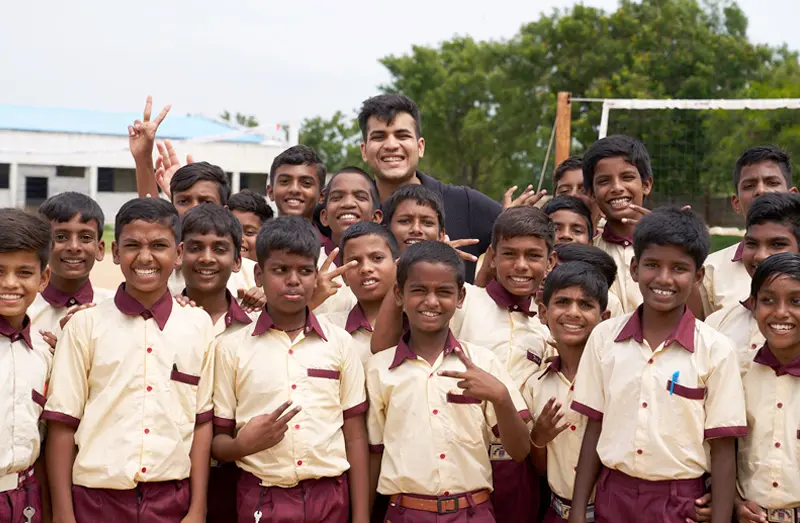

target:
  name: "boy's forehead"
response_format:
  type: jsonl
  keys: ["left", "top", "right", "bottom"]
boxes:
{"left": 595, "top": 156, "right": 639, "bottom": 174}
{"left": 330, "top": 172, "right": 373, "bottom": 192}
{"left": 265, "top": 249, "right": 317, "bottom": 265}
{"left": 276, "top": 164, "right": 319, "bottom": 180}
{"left": 120, "top": 220, "right": 175, "bottom": 238}
{"left": 550, "top": 285, "right": 596, "bottom": 301}
{"left": 367, "top": 112, "right": 416, "bottom": 135}
{"left": 739, "top": 161, "right": 787, "bottom": 182}
{"left": 0, "top": 249, "right": 42, "bottom": 267}
{"left": 496, "top": 235, "right": 548, "bottom": 249}
{"left": 343, "top": 234, "right": 391, "bottom": 256}
{"left": 52, "top": 215, "right": 99, "bottom": 230}
{"left": 175, "top": 180, "right": 221, "bottom": 197}
{"left": 394, "top": 199, "right": 437, "bottom": 217}
{"left": 406, "top": 260, "right": 458, "bottom": 282}
{"left": 639, "top": 243, "right": 695, "bottom": 264}
{"left": 556, "top": 169, "right": 583, "bottom": 186}
{"left": 184, "top": 230, "right": 233, "bottom": 244}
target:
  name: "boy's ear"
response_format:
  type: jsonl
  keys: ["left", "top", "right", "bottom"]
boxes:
{"left": 694, "top": 265, "right": 705, "bottom": 288}
{"left": 96, "top": 239, "right": 106, "bottom": 262}
{"left": 111, "top": 241, "right": 120, "bottom": 265}
{"left": 641, "top": 177, "right": 653, "bottom": 197}
{"left": 731, "top": 193, "right": 743, "bottom": 215}
{"left": 790, "top": 186, "right": 799, "bottom": 194}
{"left": 360, "top": 142, "right": 368, "bottom": 162}
{"left": 371, "top": 209, "right": 383, "bottom": 223}
{"left": 174, "top": 242, "right": 183, "bottom": 269}
{"left": 456, "top": 284, "right": 466, "bottom": 309}
{"left": 254, "top": 263, "right": 263, "bottom": 288}
{"left": 537, "top": 301, "right": 548, "bottom": 327}
{"left": 438, "top": 228, "right": 447, "bottom": 242}
{"left": 38, "top": 266, "right": 51, "bottom": 293}
{"left": 393, "top": 282, "right": 403, "bottom": 309}
{"left": 417, "top": 137, "right": 425, "bottom": 159}
{"left": 601, "top": 308, "right": 611, "bottom": 321}
{"left": 319, "top": 209, "right": 330, "bottom": 228}
{"left": 232, "top": 253, "right": 242, "bottom": 274}
{"left": 547, "top": 250, "right": 557, "bottom": 273}
{"left": 630, "top": 256, "right": 639, "bottom": 283}
{"left": 266, "top": 185, "right": 275, "bottom": 202}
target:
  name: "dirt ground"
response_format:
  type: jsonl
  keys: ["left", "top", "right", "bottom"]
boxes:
{"left": 91, "top": 257, "right": 124, "bottom": 290}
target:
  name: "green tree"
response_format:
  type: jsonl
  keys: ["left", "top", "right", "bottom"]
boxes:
{"left": 220, "top": 110, "right": 260, "bottom": 128}
{"left": 298, "top": 111, "right": 366, "bottom": 173}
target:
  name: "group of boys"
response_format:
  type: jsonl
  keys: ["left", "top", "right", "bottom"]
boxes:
{"left": 0, "top": 88, "right": 798, "bottom": 523}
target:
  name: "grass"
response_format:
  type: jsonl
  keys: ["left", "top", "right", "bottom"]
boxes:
{"left": 710, "top": 235, "right": 741, "bottom": 253}
{"left": 102, "top": 225, "right": 114, "bottom": 252}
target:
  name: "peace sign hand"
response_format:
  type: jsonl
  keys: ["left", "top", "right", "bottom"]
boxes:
{"left": 530, "top": 397, "right": 570, "bottom": 447}
{"left": 438, "top": 347, "right": 507, "bottom": 404}
{"left": 445, "top": 237, "right": 480, "bottom": 262}
{"left": 155, "top": 139, "right": 195, "bottom": 199}
{"left": 309, "top": 248, "right": 358, "bottom": 310}
{"left": 503, "top": 185, "right": 547, "bottom": 210}
{"left": 236, "top": 400, "right": 302, "bottom": 455}
{"left": 128, "top": 96, "right": 171, "bottom": 162}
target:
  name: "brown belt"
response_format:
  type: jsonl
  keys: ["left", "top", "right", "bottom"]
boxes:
{"left": 389, "top": 489, "right": 491, "bottom": 514}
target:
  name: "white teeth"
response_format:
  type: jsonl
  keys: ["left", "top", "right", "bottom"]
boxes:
{"left": 196, "top": 269, "right": 217, "bottom": 275}
{"left": 382, "top": 156, "right": 404, "bottom": 162}
{"left": 562, "top": 324, "right": 584, "bottom": 331}
{"left": 405, "top": 239, "right": 422, "bottom": 245}
{"left": 63, "top": 259, "right": 83, "bottom": 264}
{"left": 361, "top": 279, "right": 378, "bottom": 287}
{"left": 338, "top": 213, "right": 358, "bottom": 221}
{"left": 0, "top": 294, "right": 22, "bottom": 300}
{"left": 509, "top": 276, "right": 532, "bottom": 283}
{"left": 652, "top": 289, "right": 676, "bottom": 296}
{"left": 134, "top": 268, "right": 158, "bottom": 275}
{"left": 770, "top": 323, "right": 795, "bottom": 331}
{"left": 420, "top": 311, "right": 440, "bottom": 317}
{"left": 286, "top": 199, "right": 302, "bottom": 204}
{"left": 609, "top": 197, "right": 632, "bottom": 209}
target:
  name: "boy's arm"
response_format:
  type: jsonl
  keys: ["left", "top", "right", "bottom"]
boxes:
{"left": 370, "top": 287, "right": 404, "bottom": 353}
{"left": 343, "top": 414, "right": 370, "bottom": 523}
{"left": 46, "top": 423, "right": 77, "bottom": 523}
{"left": 34, "top": 447, "right": 52, "bottom": 523}
{"left": 708, "top": 438, "right": 736, "bottom": 523}
{"left": 365, "top": 359, "right": 387, "bottom": 512}
{"left": 184, "top": 422, "right": 212, "bottom": 522}
{"left": 491, "top": 390, "right": 531, "bottom": 461}
{"left": 567, "top": 419, "right": 603, "bottom": 523}
{"left": 129, "top": 96, "right": 170, "bottom": 198}
{"left": 368, "top": 453, "right": 382, "bottom": 514}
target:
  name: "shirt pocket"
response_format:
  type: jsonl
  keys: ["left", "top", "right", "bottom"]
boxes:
{"left": 306, "top": 368, "right": 342, "bottom": 422}
{"left": 170, "top": 364, "right": 200, "bottom": 425}
{"left": 661, "top": 378, "right": 706, "bottom": 448}
{"left": 444, "top": 392, "right": 486, "bottom": 446}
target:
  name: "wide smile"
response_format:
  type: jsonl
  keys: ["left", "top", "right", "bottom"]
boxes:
{"left": 61, "top": 257, "right": 87, "bottom": 268}
{"left": 133, "top": 268, "right": 160, "bottom": 280}
{"left": 336, "top": 212, "right": 360, "bottom": 224}
{"left": 607, "top": 197, "right": 632, "bottom": 210}
{"left": 650, "top": 287, "right": 677, "bottom": 298}
{"left": 0, "top": 293, "right": 24, "bottom": 303}
{"left": 560, "top": 322, "right": 585, "bottom": 332}
{"left": 418, "top": 310, "right": 442, "bottom": 319}
{"left": 193, "top": 267, "right": 219, "bottom": 278}
{"left": 283, "top": 197, "right": 305, "bottom": 209}
{"left": 361, "top": 278, "right": 380, "bottom": 289}
{"left": 768, "top": 322, "right": 795, "bottom": 334}
{"left": 380, "top": 154, "right": 406, "bottom": 167}
{"left": 404, "top": 238, "right": 424, "bottom": 247}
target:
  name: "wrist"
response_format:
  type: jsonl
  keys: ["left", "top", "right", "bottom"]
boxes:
{"left": 490, "top": 388, "right": 512, "bottom": 408}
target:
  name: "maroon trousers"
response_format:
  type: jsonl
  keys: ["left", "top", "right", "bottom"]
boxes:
{"left": 72, "top": 479, "right": 190, "bottom": 523}
{"left": 490, "top": 458, "right": 539, "bottom": 522}
{"left": 208, "top": 463, "right": 239, "bottom": 523}
{"left": 0, "top": 473, "right": 42, "bottom": 523}
{"left": 594, "top": 468, "right": 704, "bottom": 523}
{"left": 542, "top": 506, "right": 566, "bottom": 523}
{"left": 383, "top": 492, "right": 495, "bottom": 523}
{"left": 236, "top": 471, "right": 348, "bottom": 523}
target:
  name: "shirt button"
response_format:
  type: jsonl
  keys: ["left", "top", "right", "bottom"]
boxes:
{"left": 432, "top": 409, "right": 439, "bottom": 415}
{"left": 297, "top": 460, "right": 303, "bottom": 466}
{"left": 777, "top": 402, "right": 783, "bottom": 409}
{"left": 642, "top": 402, "right": 648, "bottom": 408}
{"left": 573, "top": 466, "right": 577, "bottom": 471}
{"left": 146, "top": 347, "right": 152, "bottom": 353}
{"left": 141, "top": 467, "right": 147, "bottom": 473}
{"left": 647, "top": 359, "right": 653, "bottom": 364}
{"left": 146, "top": 386, "right": 152, "bottom": 392}
{"left": 444, "top": 491, "right": 450, "bottom": 496}
{"left": 440, "top": 453, "right": 446, "bottom": 459}
{"left": 636, "top": 449, "right": 643, "bottom": 455}
{"left": 773, "top": 482, "right": 779, "bottom": 488}
{"left": 775, "top": 442, "right": 781, "bottom": 448}
{"left": 570, "top": 425, "right": 577, "bottom": 431}
{"left": 288, "top": 349, "right": 294, "bottom": 355}
{"left": 144, "top": 428, "right": 150, "bottom": 434}
{"left": 291, "top": 384, "right": 297, "bottom": 390}
{"left": 750, "top": 344, "right": 757, "bottom": 350}
{"left": 294, "top": 424, "right": 300, "bottom": 430}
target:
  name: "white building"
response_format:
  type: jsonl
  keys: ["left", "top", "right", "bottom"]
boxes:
{"left": 0, "top": 104, "right": 294, "bottom": 218}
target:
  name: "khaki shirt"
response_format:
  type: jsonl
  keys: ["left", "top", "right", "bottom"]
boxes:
{"left": 29, "top": 281, "right": 114, "bottom": 337}
{"left": 700, "top": 242, "right": 750, "bottom": 317}
{"left": 704, "top": 299, "right": 763, "bottom": 368}
{"left": 320, "top": 303, "right": 373, "bottom": 364}
{"left": 593, "top": 229, "right": 642, "bottom": 313}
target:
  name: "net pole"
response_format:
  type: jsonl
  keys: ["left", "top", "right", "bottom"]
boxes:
{"left": 598, "top": 101, "right": 611, "bottom": 139}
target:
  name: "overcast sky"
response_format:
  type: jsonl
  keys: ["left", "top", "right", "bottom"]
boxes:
{"left": 1, "top": 0, "right": 796, "bottom": 129}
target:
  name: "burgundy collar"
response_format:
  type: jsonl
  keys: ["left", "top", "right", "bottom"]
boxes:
{"left": 113, "top": 284, "right": 173, "bottom": 331}
{"left": 345, "top": 303, "right": 373, "bottom": 334}
{"left": 601, "top": 226, "right": 633, "bottom": 247}
{"left": 731, "top": 241, "right": 744, "bottom": 262}
{"left": 615, "top": 305, "right": 696, "bottom": 352}
{"left": 753, "top": 344, "right": 800, "bottom": 377}
{"left": 740, "top": 297, "right": 754, "bottom": 311}
{"left": 251, "top": 308, "right": 327, "bottom": 341}
{"left": 41, "top": 280, "right": 94, "bottom": 308}
{"left": 389, "top": 329, "right": 461, "bottom": 370}
{"left": 224, "top": 291, "right": 252, "bottom": 328}
{"left": 538, "top": 356, "right": 562, "bottom": 380}
{"left": 486, "top": 279, "right": 536, "bottom": 317}
{"left": 0, "top": 315, "right": 32, "bottom": 349}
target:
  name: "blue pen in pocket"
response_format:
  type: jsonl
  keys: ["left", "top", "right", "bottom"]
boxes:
{"left": 670, "top": 371, "right": 680, "bottom": 395}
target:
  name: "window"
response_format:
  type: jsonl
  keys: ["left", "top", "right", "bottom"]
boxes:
{"left": 97, "top": 167, "right": 136, "bottom": 192}
{"left": 240, "top": 173, "right": 268, "bottom": 195}
{"left": 56, "top": 166, "right": 85, "bottom": 178}
{"left": 0, "top": 164, "right": 9, "bottom": 189}
{"left": 98, "top": 168, "right": 114, "bottom": 192}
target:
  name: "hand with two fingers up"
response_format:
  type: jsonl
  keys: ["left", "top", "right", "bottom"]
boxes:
{"left": 235, "top": 400, "right": 302, "bottom": 457}
{"left": 438, "top": 347, "right": 509, "bottom": 405}
{"left": 309, "top": 248, "right": 357, "bottom": 310}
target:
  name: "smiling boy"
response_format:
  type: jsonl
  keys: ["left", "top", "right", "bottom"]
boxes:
{"left": 227, "top": 189, "right": 273, "bottom": 263}
{"left": 543, "top": 196, "right": 593, "bottom": 246}
{"left": 320, "top": 167, "right": 383, "bottom": 255}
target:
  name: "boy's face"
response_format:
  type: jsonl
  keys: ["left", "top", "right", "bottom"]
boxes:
{"left": 361, "top": 113, "right": 425, "bottom": 184}
{"left": 395, "top": 261, "right": 464, "bottom": 334}
{"left": 390, "top": 200, "right": 444, "bottom": 253}
{"left": 320, "top": 172, "right": 382, "bottom": 239}
{"left": 49, "top": 215, "right": 104, "bottom": 281}
{"left": 231, "top": 209, "right": 262, "bottom": 262}
{"left": 0, "top": 251, "right": 49, "bottom": 325}
{"left": 178, "top": 231, "right": 241, "bottom": 295}
{"left": 754, "top": 275, "right": 800, "bottom": 354}
{"left": 733, "top": 161, "right": 796, "bottom": 217}
{"left": 555, "top": 169, "right": 584, "bottom": 198}
{"left": 342, "top": 234, "right": 395, "bottom": 304}
{"left": 267, "top": 164, "right": 320, "bottom": 220}
{"left": 112, "top": 220, "right": 179, "bottom": 297}
{"left": 743, "top": 222, "right": 799, "bottom": 278}
{"left": 255, "top": 250, "right": 317, "bottom": 316}
{"left": 631, "top": 244, "right": 703, "bottom": 314}
{"left": 590, "top": 156, "right": 652, "bottom": 224}
{"left": 539, "top": 285, "right": 609, "bottom": 350}
{"left": 550, "top": 210, "right": 591, "bottom": 246}
{"left": 492, "top": 236, "right": 554, "bottom": 297}
{"left": 173, "top": 181, "right": 222, "bottom": 216}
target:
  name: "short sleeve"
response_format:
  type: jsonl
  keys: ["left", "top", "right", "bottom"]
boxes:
{"left": 570, "top": 329, "right": 606, "bottom": 421}
{"left": 521, "top": 376, "right": 536, "bottom": 418}
{"left": 43, "top": 311, "right": 91, "bottom": 427}
{"left": 338, "top": 331, "right": 367, "bottom": 418}
{"left": 704, "top": 308, "right": 724, "bottom": 331}
{"left": 483, "top": 351, "right": 531, "bottom": 435}
{"left": 195, "top": 322, "right": 215, "bottom": 424}
{"left": 212, "top": 337, "right": 238, "bottom": 428}
{"left": 700, "top": 269, "right": 716, "bottom": 317}
{"left": 365, "top": 358, "right": 386, "bottom": 453}
{"left": 449, "top": 284, "right": 474, "bottom": 338}
{"left": 703, "top": 339, "right": 748, "bottom": 439}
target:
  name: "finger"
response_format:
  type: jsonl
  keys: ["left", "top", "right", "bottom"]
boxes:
{"left": 437, "top": 370, "right": 466, "bottom": 379}
{"left": 456, "top": 249, "right": 478, "bottom": 263}
{"left": 270, "top": 400, "right": 293, "bottom": 419}
{"left": 695, "top": 494, "right": 711, "bottom": 505}
{"left": 620, "top": 217, "right": 639, "bottom": 225}
{"left": 165, "top": 139, "right": 179, "bottom": 166}
{"left": 186, "top": 153, "right": 195, "bottom": 164}
{"left": 522, "top": 190, "right": 546, "bottom": 206}
{"left": 628, "top": 204, "right": 650, "bottom": 216}
{"left": 540, "top": 396, "right": 557, "bottom": 417}
{"left": 275, "top": 405, "right": 302, "bottom": 425}
{"left": 456, "top": 380, "right": 470, "bottom": 389}
{"left": 128, "top": 125, "right": 136, "bottom": 137}
{"left": 448, "top": 238, "right": 480, "bottom": 248}
{"left": 503, "top": 186, "right": 517, "bottom": 208}
{"left": 143, "top": 95, "right": 153, "bottom": 121}
{"left": 681, "top": 205, "right": 692, "bottom": 211}
{"left": 133, "top": 120, "right": 144, "bottom": 133}
{"left": 454, "top": 347, "right": 476, "bottom": 369}
{"left": 156, "top": 142, "right": 170, "bottom": 167}
{"left": 319, "top": 248, "right": 338, "bottom": 273}
{"left": 328, "top": 260, "right": 357, "bottom": 279}
{"left": 153, "top": 104, "right": 171, "bottom": 126}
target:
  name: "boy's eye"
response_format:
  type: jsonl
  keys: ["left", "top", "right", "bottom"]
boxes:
{"left": 54, "top": 234, "right": 68, "bottom": 242}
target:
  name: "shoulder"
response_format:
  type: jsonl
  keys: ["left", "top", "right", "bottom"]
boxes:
{"left": 458, "top": 341, "right": 500, "bottom": 368}
{"left": 704, "top": 303, "right": 744, "bottom": 331}
{"left": 315, "top": 316, "right": 354, "bottom": 351}
{"left": 171, "top": 298, "right": 214, "bottom": 327}
{"left": 93, "top": 287, "right": 116, "bottom": 303}
{"left": 318, "top": 311, "right": 349, "bottom": 330}
{"left": 28, "top": 293, "right": 50, "bottom": 320}
{"left": 694, "top": 319, "right": 737, "bottom": 361}
{"left": 704, "top": 242, "right": 740, "bottom": 268}
{"left": 365, "top": 347, "right": 396, "bottom": 377}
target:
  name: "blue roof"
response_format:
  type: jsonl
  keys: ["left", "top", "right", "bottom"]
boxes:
{"left": 0, "top": 104, "right": 265, "bottom": 143}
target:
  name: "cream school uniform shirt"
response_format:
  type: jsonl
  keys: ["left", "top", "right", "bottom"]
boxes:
{"left": 704, "top": 299, "right": 764, "bottom": 367}
{"left": 594, "top": 229, "right": 642, "bottom": 313}
{"left": 209, "top": 291, "right": 256, "bottom": 339}
{"left": 700, "top": 242, "right": 750, "bottom": 317}
{"left": 169, "top": 256, "right": 257, "bottom": 297}
{"left": 320, "top": 303, "right": 373, "bottom": 364}
{"left": 29, "top": 281, "right": 115, "bottom": 337}
{"left": 571, "top": 307, "right": 747, "bottom": 481}
{"left": 43, "top": 286, "right": 215, "bottom": 490}
{"left": 213, "top": 312, "right": 367, "bottom": 488}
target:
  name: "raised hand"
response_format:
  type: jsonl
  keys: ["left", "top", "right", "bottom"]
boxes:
{"left": 59, "top": 303, "right": 96, "bottom": 330}
{"left": 503, "top": 185, "right": 547, "bottom": 210}
{"left": 444, "top": 236, "right": 480, "bottom": 263}
{"left": 174, "top": 294, "right": 200, "bottom": 309}
{"left": 530, "top": 397, "right": 570, "bottom": 447}
{"left": 40, "top": 330, "right": 57, "bottom": 353}
{"left": 622, "top": 204, "right": 692, "bottom": 225}
{"left": 154, "top": 139, "right": 195, "bottom": 199}
{"left": 473, "top": 246, "right": 496, "bottom": 288}
{"left": 438, "top": 347, "right": 507, "bottom": 404}
{"left": 236, "top": 400, "right": 302, "bottom": 456}
{"left": 128, "top": 96, "right": 171, "bottom": 162}
{"left": 237, "top": 286, "right": 266, "bottom": 313}
{"left": 309, "top": 248, "right": 357, "bottom": 310}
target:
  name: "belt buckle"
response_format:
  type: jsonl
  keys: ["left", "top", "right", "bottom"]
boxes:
{"left": 765, "top": 508, "right": 796, "bottom": 523}
{"left": 551, "top": 495, "right": 571, "bottom": 519}
{"left": 437, "top": 495, "right": 460, "bottom": 514}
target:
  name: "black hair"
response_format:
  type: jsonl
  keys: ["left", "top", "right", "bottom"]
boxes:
{"left": 542, "top": 195, "right": 594, "bottom": 238}
{"left": 269, "top": 145, "right": 326, "bottom": 186}
{"left": 382, "top": 184, "right": 445, "bottom": 233}
{"left": 38, "top": 192, "right": 105, "bottom": 237}
{"left": 746, "top": 192, "right": 800, "bottom": 245}
{"left": 555, "top": 243, "right": 617, "bottom": 287}
{"left": 340, "top": 221, "right": 399, "bottom": 260}
{"left": 115, "top": 198, "right": 181, "bottom": 243}
{"left": 582, "top": 135, "right": 652, "bottom": 192}
{"left": 170, "top": 162, "right": 231, "bottom": 205}
{"left": 358, "top": 93, "right": 422, "bottom": 141}
{"left": 255, "top": 216, "right": 320, "bottom": 267}
{"left": 228, "top": 190, "right": 274, "bottom": 223}
{"left": 0, "top": 208, "right": 52, "bottom": 271}
{"left": 554, "top": 155, "right": 583, "bottom": 185}
{"left": 396, "top": 240, "right": 464, "bottom": 290}
{"left": 751, "top": 251, "right": 800, "bottom": 298}
{"left": 491, "top": 206, "right": 554, "bottom": 252}
{"left": 633, "top": 206, "right": 710, "bottom": 268}
{"left": 181, "top": 204, "right": 242, "bottom": 261}
{"left": 733, "top": 145, "right": 792, "bottom": 192}
{"left": 543, "top": 261, "right": 609, "bottom": 311}
{"left": 323, "top": 166, "right": 380, "bottom": 209}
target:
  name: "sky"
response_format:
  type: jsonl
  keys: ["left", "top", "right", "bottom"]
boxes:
{"left": 0, "top": 0, "right": 796, "bottom": 130}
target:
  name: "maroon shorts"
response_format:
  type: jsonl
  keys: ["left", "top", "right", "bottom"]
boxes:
{"left": 490, "top": 458, "right": 539, "bottom": 522}
{"left": 383, "top": 492, "right": 495, "bottom": 522}
{"left": 594, "top": 468, "right": 704, "bottom": 523}
{"left": 72, "top": 479, "right": 190, "bottom": 523}
{"left": 0, "top": 471, "right": 42, "bottom": 523}
{"left": 236, "top": 471, "right": 348, "bottom": 523}
{"left": 208, "top": 462, "right": 239, "bottom": 523}
{"left": 543, "top": 506, "right": 566, "bottom": 523}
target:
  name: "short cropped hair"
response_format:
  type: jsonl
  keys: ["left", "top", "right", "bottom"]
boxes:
{"left": 228, "top": 190, "right": 273, "bottom": 223}
{"left": 255, "top": 216, "right": 320, "bottom": 267}
{"left": 633, "top": 206, "right": 710, "bottom": 268}
{"left": 170, "top": 162, "right": 231, "bottom": 205}
{"left": 340, "top": 221, "right": 399, "bottom": 260}
{"left": 39, "top": 192, "right": 105, "bottom": 237}
{"left": 491, "top": 206, "right": 554, "bottom": 252}
{"left": 555, "top": 243, "right": 617, "bottom": 287}
{"left": 543, "top": 261, "right": 609, "bottom": 311}
{"left": 397, "top": 240, "right": 464, "bottom": 290}
{"left": 542, "top": 196, "right": 593, "bottom": 238}
{"left": 751, "top": 251, "right": 800, "bottom": 298}
{"left": 0, "top": 209, "right": 52, "bottom": 270}
{"left": 358, "top": 93, "right": 422, "bottom": 141}
{"left": 181, "top": 204, "right": 242, "bottom": 261}
{"left": 269, "top": 145, "right": 326, "bottom": 186}
{"left": 746, "top": 192, "right": 800, "bottom": 245}
{"left": 583, "top": 135, "right": 652, "bottom": 192}
{"left": 553, "top": 155, "right": 583, "bottom": 185}
{"left": 115, "top": 198, "right": 180, "bottom": 243}
{"left": 733, "top": 145, "right": 792, "bottom": 191}
{"left": 382, "top": 185, "right": 445, "bottom": 233}
{"left": 323, "top": 166, "right": 380, "bottom": 209}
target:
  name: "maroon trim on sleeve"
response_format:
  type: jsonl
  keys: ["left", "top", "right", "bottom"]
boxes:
{"left": 490, "top": 409, "right": 532, "bottom": 438}
{"left": 369, "top": 444, "right": 385, "bottom": 454}
{"left": 666, "top": 381, "right": 705, "bottom": 400}
{"left": 571, "top": 401, "right": 603, "bottom": 421}
{"left": 446, "top": 392, "right": 481, "bottom": 405}
{"left": 195, "top": 410, "right": 213, "bottom": 425}
{"left": 170, "top": 367, "right": 200, "bottom": 386}
{"left": 704, "top": 426, "right": 748, "bottom": 439}
{"left": 343, "top": 401, "right": 368, "bottom": 419}
{"left": 527, "top": 351, "right": 542, "bottom": 366}
{"left": 31, "top": 389, "right": 46, "bottom": 407}
{"left": 213, "top": 416, "right": 236, "bottom": 428}
{"left": 307, "top": 368, "right": 341, "bottom": 380}
{"left": 42, "top": 410, "right": 80, "bottom": 428}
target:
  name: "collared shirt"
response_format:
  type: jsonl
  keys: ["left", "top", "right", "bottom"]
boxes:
{"left": 313, "top": 283, "right": 357, "bottom": 317}
{"left": 522, "top": 357, "right": 591, "bottom": 502}
{"left": 571, "top": 306, "right": 747, "bottom": 480}
{"left": 704, "top": 299, "right": 763, "bottom": 368}
{"left": 451, "top": 281, "right": 549, "bottom": 388}
{"left": 0, "top": 316, "right": 51, "bottom": 484}
{"left": 700, "top": 242, "right": 750, "bottom": 316}
{"left": 209, "top": 290, "right": 256, "bottom": 339}
{"left": 594, "top": 229, "right": 641, "bottom": 313}
{"left": 320, "top": 303, "right": 373, "bottom": 364}
{"left": 737, "top": 345, "right": 800, "bottom": 509}
{"left": 213, "top": 311, "right": 367, "bottom": 488}
{"left": 29, "top": 281, "right": 114, "bottom": 338}
{"left": 169, "top": 257, "right": 257, "bottom": 297}
{"left": 43, "top": 285, "right": 215, "bottom": 489}
{"left": 365, "top": 332, "right": 529, "bottom": 496}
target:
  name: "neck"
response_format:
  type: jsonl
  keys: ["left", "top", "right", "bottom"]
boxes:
{"left": 5, "top": 314, "right": 25, "bottom": 331}
{"left": 555, "top": 343, "right": 583, "bottom": 381}
{"left": 408, "top": 326, "right": 451, "bottom": 366}
{"left": 125, "top": 285, "right": 167, "bottom": 310}
{"left": 358, "top": 299, "right": 383, "bottom": 327}
{"left": 606, "top": 218, "right": 635, "bottom": 240}
{"left": 48, "top": 274, "right": 89, "bottom": 296}
{"left": 774, "top": 344, "right": 800, "bottom": 366}
{"left": 642, "top": 303, "right": 686, "bottom": 348}
{"left": 266, "top": 304, "right": 307, "bottom": 333}
{"left": 375, "top": 171, "right": 420, "bottom": 203}
{"left": 186, "top": 287, "right": 230, "bottom": 323}
{"left": 331, "top": 231, "right": 342, "bottom": 247}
